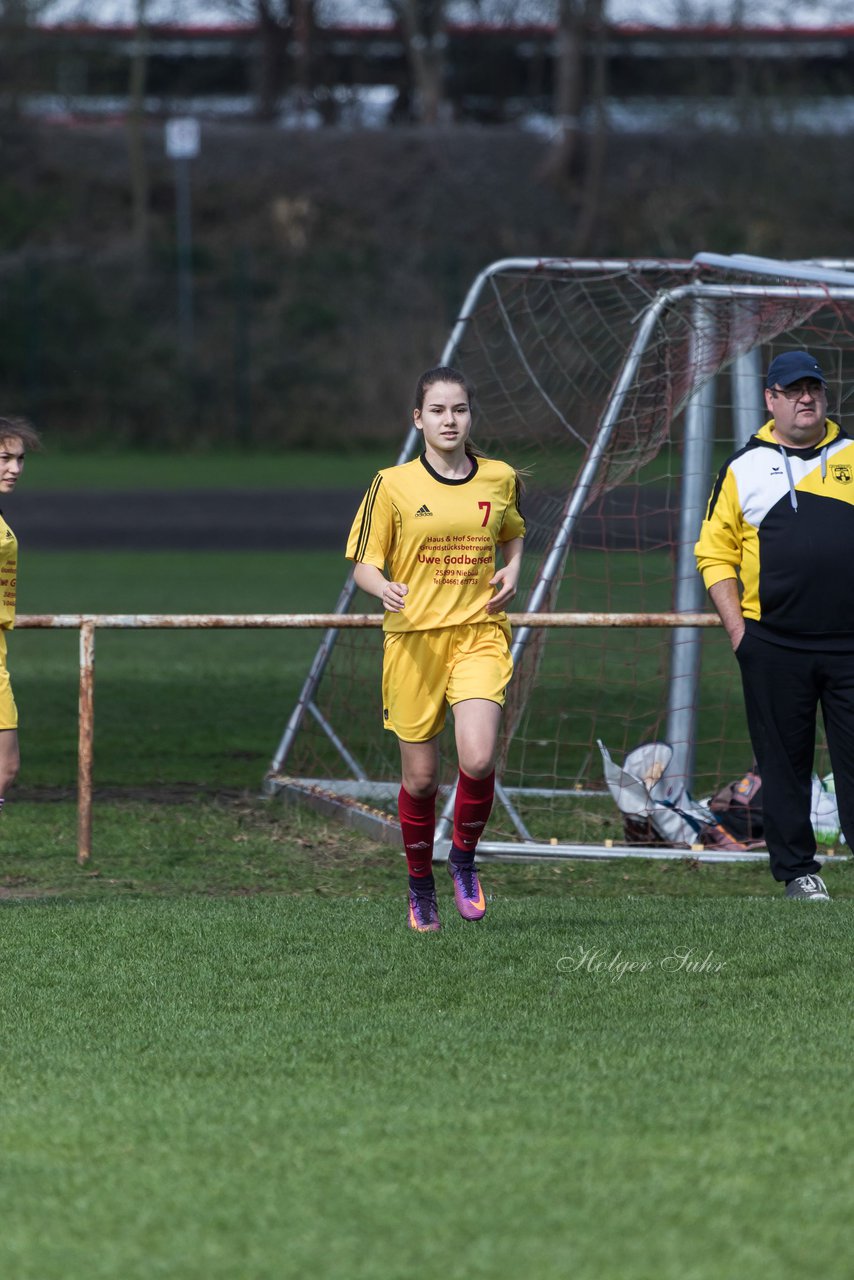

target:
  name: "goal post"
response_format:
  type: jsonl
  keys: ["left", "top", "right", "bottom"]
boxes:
{"left": 265, "top": 254, "right": 854, "bottom": 856}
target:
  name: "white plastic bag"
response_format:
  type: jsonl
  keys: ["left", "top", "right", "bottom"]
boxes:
{"left": 811, "top": 772, "right": 842, "bottom": 847}
{"left": 598, "top": 740, "right": 717, "bottom": 848}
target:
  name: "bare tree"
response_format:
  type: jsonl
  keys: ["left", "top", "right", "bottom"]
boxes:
{"left": 255, "top": 0, "right": 289, "bottom": 120}
{"left": 0, "top": 0, "right": 51, "bottom": 121}
{"left": 572, "top": 0, "right": 608, "bottom": 251}
{"left": 538, "top": 0, "right": 608, "bottom": 254}
{"left": 212, "top": 0, "right": 316, "bottom": 120}
{"left": 127, "top": 0, "right": 150, "bottom": 257}
{"left": 388, "top": 0, "right": 447, "bottom": 125}
{"left": 546, "top": 0, "right": 599, "bottom": 175}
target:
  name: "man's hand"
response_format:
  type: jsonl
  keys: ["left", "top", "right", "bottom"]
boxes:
{"left": 709, "top": 578, "right": 746, "bottom": 652}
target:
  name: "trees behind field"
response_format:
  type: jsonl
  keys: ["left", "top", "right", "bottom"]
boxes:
{"left": 209, "top": 0, "right": 318, "bottom": 121}
{"left": 2, "top": 122, "right": 853, "bottom": 450}
{"left": 10, "top": 2, "right": 854, "bottom": 129}
{"left": 3, "top": 1, "right": 854, "bottom": 447}
{"left": 0, "top": 0, "right": 54, "bottom": 122}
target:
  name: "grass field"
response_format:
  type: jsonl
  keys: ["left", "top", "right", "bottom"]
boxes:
{"left": 14, "top": 549, "right": 354, "bottom": 790}
{"left": 2, "top": 879, "right": 852, "bottom": 1280}
{"left": 21, "top": 449, "right": 394, "bottom": 491}
{"left": 21, "top": 442, "right": 737, "bottom": 494}
{"left": 3, "top": 509, "right": 851, "bottom": 1278}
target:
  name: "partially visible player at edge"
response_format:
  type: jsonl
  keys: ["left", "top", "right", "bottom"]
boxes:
{"left": 0, "top": 417, "right": 41, "bottom": 820}
{"left": 346, "top": 367, "right": 525, "bottom": 931}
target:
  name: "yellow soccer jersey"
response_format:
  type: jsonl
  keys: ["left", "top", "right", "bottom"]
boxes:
{"left": 347, "top": 453, "right": 526, "bottom": 632}
{"left": 0, "top": 511, "right": 16, "bottom": 630}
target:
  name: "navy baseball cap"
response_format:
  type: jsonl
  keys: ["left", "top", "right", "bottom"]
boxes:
{"left": 765, "top": 350, "right": 827, "bottom": 389}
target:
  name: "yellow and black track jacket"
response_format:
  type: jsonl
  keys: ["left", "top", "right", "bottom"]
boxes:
{"left": 695, "top": 419, "right": 854, "bottom": 649}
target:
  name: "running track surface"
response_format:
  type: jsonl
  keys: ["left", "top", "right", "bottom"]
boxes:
{"left": 5, "top": 489, "right": 675, "bottom": 551}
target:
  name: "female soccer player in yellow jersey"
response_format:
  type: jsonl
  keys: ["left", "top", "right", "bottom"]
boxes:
{"left": 0, "top": 417, "right": 41, "bottom": 820}
{"left": 346, "top": 367, "right": 525, "bottom": 931}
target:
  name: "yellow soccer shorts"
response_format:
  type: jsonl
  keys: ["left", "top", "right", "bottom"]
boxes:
{"left": 381, "top": 621, "right": 513, "bottom": 743}
{"left": 0, "top": 631, "right": 17, "bottom": 730}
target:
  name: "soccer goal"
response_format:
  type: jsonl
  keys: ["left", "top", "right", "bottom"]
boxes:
{"left": 265, "top": 253, "right": 854, "bottom": 858}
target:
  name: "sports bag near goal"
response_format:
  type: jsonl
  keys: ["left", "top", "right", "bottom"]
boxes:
{"left": 707, "top": 766, "right": 765, "bottom": 849}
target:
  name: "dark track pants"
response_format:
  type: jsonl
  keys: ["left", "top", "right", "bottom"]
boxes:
{"left": 735, "top": 631, "right": 854, "bottom": 881}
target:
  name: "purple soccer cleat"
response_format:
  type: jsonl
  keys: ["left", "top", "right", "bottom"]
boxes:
{"left": 408, "top": 883, "right": 441, "bottom": 932}
{"left": 447, "top": 857, "right": 487, "bottom": 921}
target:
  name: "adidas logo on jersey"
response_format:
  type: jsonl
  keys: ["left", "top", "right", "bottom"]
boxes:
{"left": 414, "top": 504, "right": 433, "bottom": 517}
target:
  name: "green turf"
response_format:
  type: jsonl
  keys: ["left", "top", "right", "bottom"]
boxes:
{"left": 14, "top": 550, "right": 346, "bottom": 788}
{"left": 4, "top": 538, "right": 850, "bottom": 1279}
{"left": 21, "top": 449, "right": 394, "bottom": 491}
{"left": 0, "top": 873, "right": 851, "bottom": 1280}
{"left": 21, "top": 441, "right": 739, "bottom": 494}
{"left": 16, "top": 548, "right": 683, "bottom": 792}
{"left": 5, "top": 545, "right": 780, "bottom": 817}
{"left": 9, "top": 793, "right": 844, "bottom": 900}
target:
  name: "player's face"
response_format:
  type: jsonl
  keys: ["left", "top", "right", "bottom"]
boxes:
{"left": 0, "top": 437, "right": 25, "bottom": 493}
{"left": 765, "top": 379, "right": 827, "bottom": 447}
{"left": 414, "top": 382, "right": 472, "bottom": 456}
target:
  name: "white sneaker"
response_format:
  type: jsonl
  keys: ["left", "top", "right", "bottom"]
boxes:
{"left": 785, "top": 873, "right": 830, "bottom": 901}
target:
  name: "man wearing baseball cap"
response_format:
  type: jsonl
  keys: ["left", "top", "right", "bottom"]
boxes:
{"left": 696, "top": 350, "right": 854, "bottom": 900}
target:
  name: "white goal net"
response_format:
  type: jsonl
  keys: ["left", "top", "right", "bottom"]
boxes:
{"left": 266, "top": 254, "right": 854, "bottom": 856}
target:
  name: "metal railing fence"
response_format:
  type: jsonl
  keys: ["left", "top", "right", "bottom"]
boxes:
{"left": 16, "top": 611, "right": 720, "bottom": 864}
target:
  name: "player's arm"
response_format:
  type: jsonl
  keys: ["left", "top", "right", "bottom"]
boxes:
{"left": 486, "top": 536, "right": 523, "bottom": 614}
{"left": 346, "top": 475, "right": 407, "bottom": 613}
{"left": 352, "top": 561, "right": 408, "bottom": 614}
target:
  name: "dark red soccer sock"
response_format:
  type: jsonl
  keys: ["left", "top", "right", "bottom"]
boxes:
{"left": 398, "top": 785, "right": 437, "bottom": 879}
{"left": 452, "top": 768, "right": 495, "bottom": 860}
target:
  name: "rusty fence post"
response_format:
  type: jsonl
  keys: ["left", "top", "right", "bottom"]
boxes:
{"left": 77, "top": 618, "right": 96, "bottom": 865}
